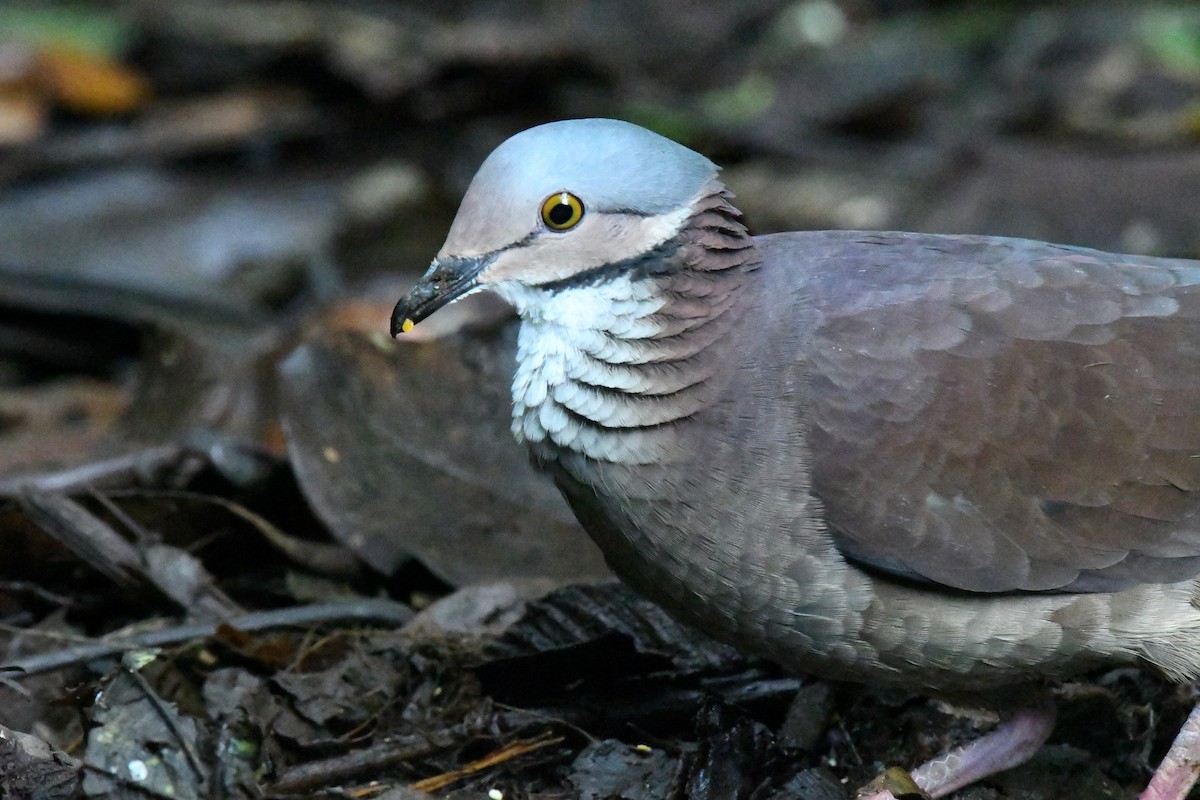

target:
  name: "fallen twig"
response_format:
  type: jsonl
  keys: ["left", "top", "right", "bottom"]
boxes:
{"left": 411, "top": 732, "right": 564, "bottom": 792}
{"left": 269, "top": 728, "right": 462, "bottom": 793}
{"left": 111, "top": 488, "right": 366, "bottom": 580}
{"left": 0, "top": 444, "right": 195, "bottom": 496}
{"left": 16, "top": 488, "right": 243, "bottom": 619}
{"left": 124, "top": 659, "right": 206, "bottom": 781}
{"left": 3, "top": 599, "right": 413, "bottom": 677}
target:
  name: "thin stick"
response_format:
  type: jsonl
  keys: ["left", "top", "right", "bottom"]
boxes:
{"left": 125, "top": 663, "right": 206, "bottom": 780}
{"left": 4, "top": 599, "right": 413, "bottom": 677}
{"left": 0, "top": 445, "right": 190, "bottom": 496}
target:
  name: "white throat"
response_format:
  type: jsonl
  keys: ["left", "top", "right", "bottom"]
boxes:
{"left": 495, "top": 274, "right": 718, "bottom": 465}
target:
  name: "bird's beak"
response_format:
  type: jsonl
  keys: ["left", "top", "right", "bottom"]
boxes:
{"left": 390, "top": 254, "right": 493, "bottom": 336}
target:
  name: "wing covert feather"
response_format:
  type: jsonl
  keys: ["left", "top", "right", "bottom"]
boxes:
{"left": 763, "top": 231, "right": 1200, "bottom": 593}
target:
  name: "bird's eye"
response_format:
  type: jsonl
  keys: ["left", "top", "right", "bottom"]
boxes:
{"left": 540, "top": 192, "right": 584, "bottom": 231}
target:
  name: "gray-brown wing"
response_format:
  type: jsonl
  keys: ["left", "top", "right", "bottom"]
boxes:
{"left": 770, "top": 230, "right": 1200, "bottom": 593}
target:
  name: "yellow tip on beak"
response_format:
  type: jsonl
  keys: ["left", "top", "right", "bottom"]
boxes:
{"left": 400, "top": 318, "right": 415, "bottom": 334}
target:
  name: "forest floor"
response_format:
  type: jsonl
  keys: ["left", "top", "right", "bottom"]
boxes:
{"left": 3, "top": 2, "right": 1200, "bottom": 798}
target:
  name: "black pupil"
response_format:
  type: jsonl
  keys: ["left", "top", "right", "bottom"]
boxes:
{"left": 548, "top": 200, "right": 574, "bottom": 225}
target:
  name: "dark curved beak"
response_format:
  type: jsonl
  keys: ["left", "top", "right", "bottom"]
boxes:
{"left": 390, "top": 254, "right": 493, "bottom": 336}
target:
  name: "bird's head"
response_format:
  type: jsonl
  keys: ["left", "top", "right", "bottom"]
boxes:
{"left": 391, "top": 118, "right": 719, "bottom": 335}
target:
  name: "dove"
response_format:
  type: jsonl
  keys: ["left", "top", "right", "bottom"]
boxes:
{"left": 392, "top": 118, "right": 1200, "bottom": 799}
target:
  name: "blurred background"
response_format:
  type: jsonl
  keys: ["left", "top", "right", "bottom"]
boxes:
{"left": 8, "top": 0, "right": 1200, "bottom": 494}
{"left": 2, "top": 3, "right": 1200, "bottom": 798}
{"left": 4, "top": 0, "right": 1200, "bottom": 304}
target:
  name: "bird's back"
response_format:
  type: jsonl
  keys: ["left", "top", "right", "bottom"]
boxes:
{"left": 753, "top": 229, "right": 1200, "bottom": 596}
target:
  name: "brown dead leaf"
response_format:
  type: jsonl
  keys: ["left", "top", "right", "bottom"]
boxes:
{"left": 272, "top": 644, "right": 407, "bottom": 730}
{"left": 36, "top": 46, "right": 149, "bottom": 115}
{"left": 0, "top": 379, "right": 128, "bottom": 479}
{"left": 277, "top": 325, "right": 609, "bottom": 585}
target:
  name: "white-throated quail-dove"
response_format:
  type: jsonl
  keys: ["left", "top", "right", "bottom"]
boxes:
{"left": 392, "top": 118, "right": 1200, "bottom": 799}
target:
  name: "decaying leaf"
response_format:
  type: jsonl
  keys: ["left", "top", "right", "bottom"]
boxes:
{"left": 0, "top": 722, "right": 81, "bottom": 800}
{"left": 278, "top": 325, "right": 610, "bottom": 585}
{"left": 83, "top": 664, "right": 207, "bottom": 800}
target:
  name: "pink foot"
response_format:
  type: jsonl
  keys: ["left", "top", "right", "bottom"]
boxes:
{"left": 857, "top": 697, "right": 1057, "bottom": 800}
{"left": 1141, "top": 702, "right": 1200, "bottom": 800}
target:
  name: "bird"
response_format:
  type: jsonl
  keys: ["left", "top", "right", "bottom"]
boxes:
{"left": 391, "top": 118, "right": 1200, "bottom": 799}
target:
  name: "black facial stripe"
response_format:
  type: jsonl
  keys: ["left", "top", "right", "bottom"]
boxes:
{"left": 535, "top": 234, "right": 684, "bottom": 293}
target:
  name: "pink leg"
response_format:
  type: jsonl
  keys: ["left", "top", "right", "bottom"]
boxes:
{"left": 1141, "top": 702, "right": 1200, "bottom": 800}
{"left": 858, "top": 699, "right": 1057, "bottom": 800}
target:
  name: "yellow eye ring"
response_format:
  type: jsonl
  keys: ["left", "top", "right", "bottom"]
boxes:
{"left": 540, "top": 192, "right": 584, "bottom": 231}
